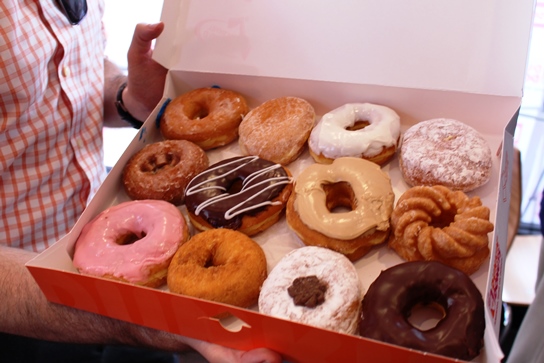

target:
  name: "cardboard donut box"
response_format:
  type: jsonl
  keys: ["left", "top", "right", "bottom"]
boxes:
{"left": 27, "top": 1, "right": 536, "bottom": 362}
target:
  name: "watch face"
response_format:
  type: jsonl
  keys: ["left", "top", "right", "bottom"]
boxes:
{"left": 57, "top": 0, "right": 88, "bottom": 25}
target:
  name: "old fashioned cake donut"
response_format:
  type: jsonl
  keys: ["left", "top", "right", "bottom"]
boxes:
{"left": 399, "top": 118, "right": 492, "bottom": 191}
{"left": 167, "top": 229, "right": 267, "bottom": 308}
{"left": 73, "top": 200, "right": 189, "bottom": 287}
{"left": 286, "top": 157, "right": 394, "bottom": 261}
{"left": 388, "top": 185, "right": 494, "bottom": 275}
{"left": 185, "top": 156, "right": 293, "bottom": 236}
{"left": 160, "top": 87, "right": 249, "bottom": 150}
{"left": 359, "top": 261, "right": 485, "bottom": 361}
{"left": 259, "top": 246, "right": 362, "bottom": 335}
{"left": 238, "top": 96, "right": 315, "bottom": 165}
{"left": 122, "top": 139, "right": 208, "bottom": 205}
{"left": 309, "top": 103, "right": 401, "bottom": 165}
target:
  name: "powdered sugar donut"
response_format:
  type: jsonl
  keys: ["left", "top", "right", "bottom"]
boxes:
{"left": 309, "top": 103, "right": 400, "bottom": 165}
{"left": 399, "top": 119, "right": 492, "bottom": 192}
{"left": 258, "top": 246, "right": 362, "bottom": 334}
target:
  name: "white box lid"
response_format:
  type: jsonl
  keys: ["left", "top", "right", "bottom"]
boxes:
{"left": 154, "top": 0, "right": 535, "bottom": 97}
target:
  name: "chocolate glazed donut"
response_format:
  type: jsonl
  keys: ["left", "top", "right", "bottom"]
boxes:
{"left": 184, "top": 156, "right": 292, "bottom": 235}
{"left": 359, "top": 261, "right": 485, "bottom": 360}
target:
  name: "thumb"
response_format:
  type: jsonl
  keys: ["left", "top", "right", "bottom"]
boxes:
{"left": 129, "top": 22, "right": 165, "bottom": 56}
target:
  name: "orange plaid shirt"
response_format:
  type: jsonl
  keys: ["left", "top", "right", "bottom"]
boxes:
{"left": 1, "top": 0, "right": 107, "bottom": 252}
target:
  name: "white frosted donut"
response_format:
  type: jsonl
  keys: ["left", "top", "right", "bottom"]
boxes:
{"left": 308, "top": 103, "right": 400, "bottom": 165}
{"left": 258, "top": 246, "right": 362, "bottom": 334}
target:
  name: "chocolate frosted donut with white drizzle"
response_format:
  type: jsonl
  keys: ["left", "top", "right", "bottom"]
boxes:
{"left": 185, "top": 156, "right": 293, "bottom": 236}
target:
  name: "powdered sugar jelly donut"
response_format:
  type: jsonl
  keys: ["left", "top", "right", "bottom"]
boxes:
{"left": 309, "top": 103, "right": 401, "bottom": 165}
{"left": 73, "top": 200, "right": 189, "bottom": 287}
{"left": 259, "top": 246, "right": 362, "bottom": 334}
{"left": 399, "top": 118, "right": 492, "bottom": 191}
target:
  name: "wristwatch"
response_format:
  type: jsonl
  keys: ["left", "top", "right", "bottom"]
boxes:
{"left": 115, "top": 82, "right": 144, "bottom": 129}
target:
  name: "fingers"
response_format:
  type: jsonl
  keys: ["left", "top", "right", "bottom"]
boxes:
{"left": 130, "top": 22, "right": 165, "bottom": 56}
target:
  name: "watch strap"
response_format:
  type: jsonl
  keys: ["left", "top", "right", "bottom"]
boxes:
{"left": 115, "top": 82, "right": 144, "bottom": 129}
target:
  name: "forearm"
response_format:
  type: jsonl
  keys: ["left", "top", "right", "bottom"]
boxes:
{"left": 103, "top": 59, "right": 128, "bottom": 128}
{"left": 0, "top": 245, "right": 189, "bottom": 351}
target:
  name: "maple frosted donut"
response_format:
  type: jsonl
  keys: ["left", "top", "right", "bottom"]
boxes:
{"left": 185, "top": 156, "right": 293, "bottom": 236}
{"left": 399, "top": 118, "right": 492, "bottom": 191}
{"left": 122, "top": 140, "right": 209, "bottom": 205}
{"left": 359, "top": 261, "right": 485, "bottom": 361}
{"left": 73, "top": 200, "right": 189, "bottom": 288}
{"left": 167, "top": 229, "right": 267, "bottom": 308}
{"left": 238, "top": 96, "right": 315, "bottom": 165}
{"left": 286, "top": 157, "right": 395, "bottom": 261}
{"left": 160, "top": 87, "right": 249, "bottom": 150}
{"left": 259, "top": 246, "right": 362, "bottom": 334}
{"left": 309, "top": 103, "right": 401, "bottom": 165}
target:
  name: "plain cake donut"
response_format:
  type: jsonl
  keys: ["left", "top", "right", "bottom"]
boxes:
{"left": 167, "top": 229, "right": 267, "bottom": 308}
{"left": 309, "top": 103, "right": 401, "bottom": 165}
{"left": 160, "top": 87, "right": 249, "bottom": 150}
{"left": 286, "top": 157, "right": 394, "bottom": 261}
{"left": 359, "top": 261, "right": 485, "bottom": 361}
{"left": 238, "top": 96, "right": 315, "bottom": 165}
{"left": 399, "top": 118, "right": 492, "bottom": 191}
{"left": 122, "top": 139, "right": 209, "bottom": 205}
{"left": 259, "top": 246, "right": 362, "bottom": 334}
{"left": 73, "top": 200, "right": 189, "bottom": 287}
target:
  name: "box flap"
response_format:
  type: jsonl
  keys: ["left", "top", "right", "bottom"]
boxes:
{"left": 154, "top": 0, "right": 534, "bottom": 97}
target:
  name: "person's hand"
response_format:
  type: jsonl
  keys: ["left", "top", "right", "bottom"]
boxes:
{"left": 183, "top": 336, "right": 283, "bottom": 363}
{"left": 124, "top": 22, "right": 168, "bottom": 122}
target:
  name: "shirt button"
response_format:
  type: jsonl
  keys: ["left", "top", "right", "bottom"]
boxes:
{"left": 62, "top": 66, "right": 71, "bottom": 77}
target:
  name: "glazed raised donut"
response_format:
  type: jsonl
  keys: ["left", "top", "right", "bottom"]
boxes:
{"left": 309, "top": 103, "right": 401, "bottom": 165}
{"left": 359, "top": 261, "right": 485, "bottom": 361}
{"left": 160, "top": 87, "right": 249, "bottom": 150}
{"left": 185, "top": 156, "right": 293, "bottom": 236}
{"left": 259, "top": 246, "right": 362, "bottom": 335}
{"left": 399, "top": 118, "right": 492, "bottom": 191}
{"left": 73, "top": 200, "right": 189, "bottom": 287}
{"left": 122, "top": 140, "right": 209, "bottom": 205}
{"left": 388, "top": 185, "right": 494, "bottom": 275}
{"left": 286, "top": 157, "right": 394, "bottom": 261}
{"left": 167, "top": 229, "right": 267, "bottom": 308}
{"left": 238, "top": 96, "right": 315, "bottom": 165}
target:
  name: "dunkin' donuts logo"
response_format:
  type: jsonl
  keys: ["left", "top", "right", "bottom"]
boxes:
{"left": 487, "top": 234, "right": 503, "bottom": 325}
{"left": 194, "top": 18, "right": 250, "bottom": 60}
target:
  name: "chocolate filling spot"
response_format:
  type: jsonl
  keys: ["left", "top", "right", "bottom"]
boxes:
{"left": 288, "top": 275, "right": 327, "bottom": 308}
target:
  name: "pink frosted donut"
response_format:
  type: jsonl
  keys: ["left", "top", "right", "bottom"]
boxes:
{"left": 73, "top": 200, "right": 189, "bottom": 287}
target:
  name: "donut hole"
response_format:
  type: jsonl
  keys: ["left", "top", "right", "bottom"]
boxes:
{"left": 141, "top": 152, "right": 180, "bottom": 173}
{"left": 186, "top": 102, "right": 210, "bottom": 120}
{"left": 323, "top": 181, "right": 356, "bottom": 213}
{"left": 430, "top": 207, "right": 458, "bottom": 229}
{"left": 346, "top": 120, "right": 370, "bottom": 131}
{"left": 226, "top": 178, "right": 244, "bottom": 195}
{"left": 406, "top": 301, "right": 447, "bottom": 331}
{"left": 115, "top": 231, "right": 146, "bottom": 245}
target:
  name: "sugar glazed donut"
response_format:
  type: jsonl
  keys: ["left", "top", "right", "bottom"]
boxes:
{"left": 399, "top": 118, "right": 493, "bottom": 191}
{"left": 167, "top": 229, "right": 267, "bottom": 308}
{"left": 309, "top": 103, "right": 401, "bottom": 166}
{"left": 286, "top": 157, "right": 395, "bottom": 261}
{"left": 160, "top": 87, "right": 249, "bottom": 150}
{"left": 73, "top": 200, "right": 189, "bottom": 287}
{"left": 388, "top": 185, "right": 494, "bottom": 275}
{"left": 359, "top": 261, "right": 485, "bottom": 361}
{"left": 238, "top": 96, "right": 315, "bottom": 165}
{"left": 259, "top": 246, "right": 362, "bottom": 335}
{"left": 185, "top": 156, "right": 293, "bottom": 236}
{"left": 122, "top": 140, "right": 209, "bottom": 205}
